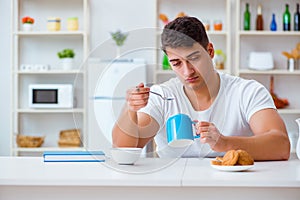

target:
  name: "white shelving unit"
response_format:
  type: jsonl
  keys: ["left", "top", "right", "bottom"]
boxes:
{"left": 235, "top": 0, "right": 300, "bottom": 148}
{"left": 154, "top": 0, "right": 232, "bottom": 83}
{"left": 10, "top": 0, "right": 89, "bottom": 156}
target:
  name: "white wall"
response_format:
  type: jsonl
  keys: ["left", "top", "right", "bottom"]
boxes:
{"left": 0, "top": 0, "right": 11, "bottom": 155}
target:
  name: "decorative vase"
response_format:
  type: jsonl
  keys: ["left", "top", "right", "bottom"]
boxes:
{"left": 61, "top": 58, "right": 74, "bottom": 70}
{"left": 22, "top": 23, "right": 33, "bottom": 31}
{"left": 116, "top": 46, "right": 121, "bottom": 57}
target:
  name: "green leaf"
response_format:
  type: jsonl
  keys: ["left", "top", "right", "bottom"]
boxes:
{"left": 57, "top": 48, "right": 75, "bottom": 58}
{"left": 110, "top": 30, "right": 128, "bottom": 47}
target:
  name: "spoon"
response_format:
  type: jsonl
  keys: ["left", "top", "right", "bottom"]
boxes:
{"left": 93, "top": 91, "right": 175, "bottom": 101}
{"left": 149, "top": 91, "right": 175, "bottom": 101}
{"left": 145, "top": 83, "right": 175, "bottom": 101}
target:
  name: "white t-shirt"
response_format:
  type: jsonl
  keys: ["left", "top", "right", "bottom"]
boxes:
{"left": 139, "top": 72, "right": 276, "bottom": 158}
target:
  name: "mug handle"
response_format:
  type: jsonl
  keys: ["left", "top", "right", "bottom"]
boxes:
{"left": 192, "top": 121, "right": 200, "bottom": 139}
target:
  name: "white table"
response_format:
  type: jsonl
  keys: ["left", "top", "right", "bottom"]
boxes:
{"left": 1, "top": 155, "right": 300, "bottom": 200}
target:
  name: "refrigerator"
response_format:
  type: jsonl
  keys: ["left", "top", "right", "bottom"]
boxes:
{"left": 88, "top": 58, "right": 147, "bottom": 153}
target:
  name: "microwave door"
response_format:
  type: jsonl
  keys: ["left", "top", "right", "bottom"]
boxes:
{"left": 33, "top": 89, "right": 58, "bottom": 104}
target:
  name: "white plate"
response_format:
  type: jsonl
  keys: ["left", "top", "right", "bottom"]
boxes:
{"left": 211, "top": 164, "right": 254, "bottom": 172}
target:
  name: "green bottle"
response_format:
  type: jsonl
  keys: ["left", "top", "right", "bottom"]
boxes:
{"left": 283, "top": 4, "right": 291, "bottom": 31}
{"left": 244, "top": 3, "right": 251, "bottom": 30}
{"left": 162, "top": 54, "right": 171, "bottom": 70}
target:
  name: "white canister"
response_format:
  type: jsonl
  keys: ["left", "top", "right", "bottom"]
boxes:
{"left": 288, "top": 58, "right": 295, "bottom": 72}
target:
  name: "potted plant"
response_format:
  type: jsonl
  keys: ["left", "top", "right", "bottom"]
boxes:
{"left": 110, "top": 30, "right": 128, "bottom": 57}
{"left": 22, "top": 16, "right": 35, "bottom": 31}
{"left": 57, "top": 49, "right": 75, "bottom": 70}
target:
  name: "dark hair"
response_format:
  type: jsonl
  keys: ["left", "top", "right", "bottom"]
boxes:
{"left": 161, "top": 16, "right": 209, "bottom": 51}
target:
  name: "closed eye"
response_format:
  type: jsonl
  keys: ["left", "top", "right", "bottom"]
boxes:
{"left": 188, "top": 55, "right": 200, "bottom": 62}
{"left": 171, "top": 61, "right": 181, "bottom": 67}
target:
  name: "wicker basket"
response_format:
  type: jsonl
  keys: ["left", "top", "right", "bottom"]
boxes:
{"left": 58, "top": 139, "right": 81, "bottom": 147}
{"left": 59, "top": 129, "right": 80, "bottom": 139}
{"left": 16, "top": 134, "right": 45, "bottom": 148}
{"left": 58, "top": 129, "right": 81, "bottom": 147}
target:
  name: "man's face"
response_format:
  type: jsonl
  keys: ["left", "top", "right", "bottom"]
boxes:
{"left": 166, "top": 42, "right": 215, "bottom": 91}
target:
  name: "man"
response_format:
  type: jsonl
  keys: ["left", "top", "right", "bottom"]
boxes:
{"left": 112, "top": 16, "right": 290, "bottom": 160}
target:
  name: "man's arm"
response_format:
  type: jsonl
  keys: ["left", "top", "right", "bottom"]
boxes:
{"left": 112, "top": 107, "right": 159, "bottom": 148}
{"left": 199, "top": 108, "right": 290, "bottom": 160}
{"left": 242, "top": 108, "right": 290, "bottom": 160}
{"left": 112, "top": 83, "right": 159, "bottom": 148}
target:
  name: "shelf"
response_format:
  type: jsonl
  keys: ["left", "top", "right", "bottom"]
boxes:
{"left": 154, "top": 0, "right": 232, "bottom": 84}
{"left": 155, "top": 69, "right": 230, "bottom": 75}
{"left": 16, "top": 70, "right": 84, "bottom": 75}
{"left": 207, "top": 31, "right": 229, "bottom": 36}
{"left": 278, "top": 109, "right": 300, "bottom": 115}
{"left": 155, "top": 70, "right": 174, "bottom": 75}
{"left": 14, "top": 31, "right": 85, "bottom": 36}
{"left": 11, "top": 0, "right": 89, "bottom": 156}
{"left": 239, "top": 69, "right": 300, "bottom": 75}
{"left": 156, "top": 30, "right": 228, "bottom": 36}
{"left": 236, "top": 0, "right": 300, "bottom": 120}
{"left": 13, "top": 147, "right": 86, "bottom": 152}
{"left": 239, "top": 31, "right": 300, "bottom": 36}
{"left": 16, "top": 108, "right": 85, "bottom": 113}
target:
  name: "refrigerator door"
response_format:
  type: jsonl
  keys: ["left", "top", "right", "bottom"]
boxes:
{"left": 88, "top": 59, "right": 146, "bottom": 151}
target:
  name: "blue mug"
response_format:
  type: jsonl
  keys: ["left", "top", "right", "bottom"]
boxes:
{"left": 166, "top": 114, "right": 199, "bottom": 148}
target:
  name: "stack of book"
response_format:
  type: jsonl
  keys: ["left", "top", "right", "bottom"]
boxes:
{"left": 43, "top": 150, "right": 105, "bottom": 162}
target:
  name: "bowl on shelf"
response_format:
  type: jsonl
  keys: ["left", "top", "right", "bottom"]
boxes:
{"left": 16, "top": 134, "right": 45, "bottom": 148}
{"left": 110, "top": 147, "right": 142, "bottom": 165}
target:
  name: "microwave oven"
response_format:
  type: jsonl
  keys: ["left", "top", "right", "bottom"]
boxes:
{"left": 29, "top": 84, "right": 73, "bottom": 108}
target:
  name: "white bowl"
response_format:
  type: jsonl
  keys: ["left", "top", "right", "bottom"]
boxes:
{"left": 110, "top": 147, "right": 142, "bottom": 165}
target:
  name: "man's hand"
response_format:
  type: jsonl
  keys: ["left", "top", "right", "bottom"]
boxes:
{"left": 196, "top": 121, "right": 224, "bottom": 151}
{"left": 126, "top": 83, "right": 150, "bottom": 112}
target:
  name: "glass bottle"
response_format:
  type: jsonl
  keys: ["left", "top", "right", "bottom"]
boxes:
{"left": 294, "top": 3, "right": 300, "bottom": 31}
{"left": 283, "top": 4, "right": 291, "bottom": 31}
{"left": 162, "top": 53, "right": 171, "bottom": 70}
{"left": 213, "top": 49, "right": 225, "bottom": 70}
{"left": 244, "top": 3, "right": 251, "bottom": 30}
{"left": 256, "top": 4, "right": 263, "bottom": 30}
{"left": 270, "top": 13, "right": 277, "bottom": 31}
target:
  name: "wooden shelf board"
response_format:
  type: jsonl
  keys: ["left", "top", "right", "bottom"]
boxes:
{"left": 13, "top": 147, "right": 85, "bottom": 152}
{"left": 155, "top": 69, "right": 230, "bottom": 75}
{"left": 239, "top": 69, "right": 300, "bottom": 75}
{"left": 238, "top": 31, "right": 300, "bottom": 36}
{"left": 278, "top": 109, "right": 300, "bottom": 114}
{"left": 16, "top": 109, "right": 85, "bottom": 113}
{"left": 14, "top": 31, "right": 85, "bottom": 36}
{"left": 16, "top": 70, "right": 84, "bottom": 75}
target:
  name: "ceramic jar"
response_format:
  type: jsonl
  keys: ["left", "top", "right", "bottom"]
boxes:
{"left": 47, "top": 17, "right": 61, "bottom": 31}
{"left": 67, "top": 17, "right": 78, "bottom": 31}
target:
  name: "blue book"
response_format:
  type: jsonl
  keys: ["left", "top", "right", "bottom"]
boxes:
{"left": 43, "top": 150, "right": 105, "bottom": 162}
